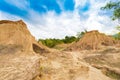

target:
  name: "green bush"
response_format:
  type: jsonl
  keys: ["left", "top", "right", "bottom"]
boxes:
{"left": 38, "top": 31, "right": 87, "bottom": 48}
{"left": 38, "top": 38, "right": 63, "bottom": 48}
{"left": 38, "top": 36, "right": 77, "bottom": 48}
{"left": 62, "top": 36, "right": 77, "bottom": 44}
{"left": 113, "top": 32, "right": 120, "bottom": 40}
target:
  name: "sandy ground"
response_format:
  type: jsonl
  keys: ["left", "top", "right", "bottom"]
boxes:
{"left": 34, "top": 49, "right": 113, "bottom": 80}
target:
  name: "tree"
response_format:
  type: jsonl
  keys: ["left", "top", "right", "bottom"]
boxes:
{"left": 116, "top": 25, "right": 120, "bottom": 31}
{"left": 101, "top": 1, "right": 120, "bottom": 21}
{"left": 102, "top": 1, "right": 120, "bottom": 39}
{"left": 113, "top": 32, "right": 120, "bottom": 40}
{"left": 63, "top": 36, "right": 76, "bottom": 43}
{"left": 76, "top": 30, "right": 87, "bottom": 39}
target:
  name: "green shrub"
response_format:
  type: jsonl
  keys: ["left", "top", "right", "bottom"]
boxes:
{"left": 62, "top": 36, "right": 77, "bottom": 44}
{"left": 38, "top": 31, "right": 87, "bottom": 48}
{"left": 113, "top": 32, "right": 120, "bottom": 40}
{"left": 38, "top": 36, "right": 77, "bottom": 48}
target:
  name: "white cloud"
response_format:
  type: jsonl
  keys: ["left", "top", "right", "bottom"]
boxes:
{"left": 0, "top": 11, "right": 21, "bottom": 20}
{"left": 57, "top": 0, "right": 65, "bottom": 11}
{"left": 0, "top": 0, "right": 118, "bottom": 40}
{"left": 75, "top": 0, "right": 88, "bottom": 8}
{"left": 74, "top": 0, "right": 117, "bottom": 34}
{"left": 26, "top": 11, "right": 83, "bottom": 39}
{"left": 4, "top": 0, "right": 29, "bottom": 10}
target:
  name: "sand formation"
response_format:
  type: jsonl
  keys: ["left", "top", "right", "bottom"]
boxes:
{"left": 67, "top": 30, "right": 118, "bottom": 51}
{"left": 0, "top": 20, "right": 49, "bottom": 54}
{"left": 0, "top": 20, "right": 48, "bottom": 80}
{"left": 0, "top": 20, "right": 115, "bottom": 80}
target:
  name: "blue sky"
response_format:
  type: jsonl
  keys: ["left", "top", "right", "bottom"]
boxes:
{"left": 0, "top": 0, "right": 118, "bottom": 39}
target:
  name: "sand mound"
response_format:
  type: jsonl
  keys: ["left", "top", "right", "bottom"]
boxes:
{"left": 0, "top": 20, "right": 49, "bottom": 54}
{"left": 0, "top": 20, "right": 44, "bottom": 80}
{"left": 66, "top": 30, "right": 118, "bottom": 51}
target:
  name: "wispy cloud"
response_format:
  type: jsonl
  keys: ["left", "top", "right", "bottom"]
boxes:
{"left": 78, "top": 0, "right": 91, "bottom": 12}
{"left": 4, "top": 0, "right": 29, "bottom": 10}
{"left": 0, "top": 0, "right": 118, "bottom": 39}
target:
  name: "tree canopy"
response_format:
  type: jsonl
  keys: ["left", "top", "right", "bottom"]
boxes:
{"left": 38, "top": 30, "right": 88, "bottom": 48}
{"left": 102, "top": 1, "right": 120, "bottom": 39}
{"left": 38, "top": 36, "right": 77, "bottom": 48}
{"left": 101, "top": 1, "right": 120, "bottom": 21}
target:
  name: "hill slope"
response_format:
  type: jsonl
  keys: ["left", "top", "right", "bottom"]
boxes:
{"left": 0, "top": 20, "right": 49, "bottom": 80}
{"left": 66, "top": 30, "right": 118, "bottom": 51}
{"left": 0, "top": 20, "right": 49, "bottom": 54}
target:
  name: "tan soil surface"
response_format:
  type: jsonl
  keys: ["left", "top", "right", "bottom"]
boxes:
{"left": 66, "top": 30, "right": 118, "bottom": 51}
{"left": 0, "top": 20, "right": 49, "bottom": 54}
{"left": 0, "top": 20, "right": 117, "bottom": 80}
{"left": 34, "top": 49, "right": 113, "bottom": 80}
